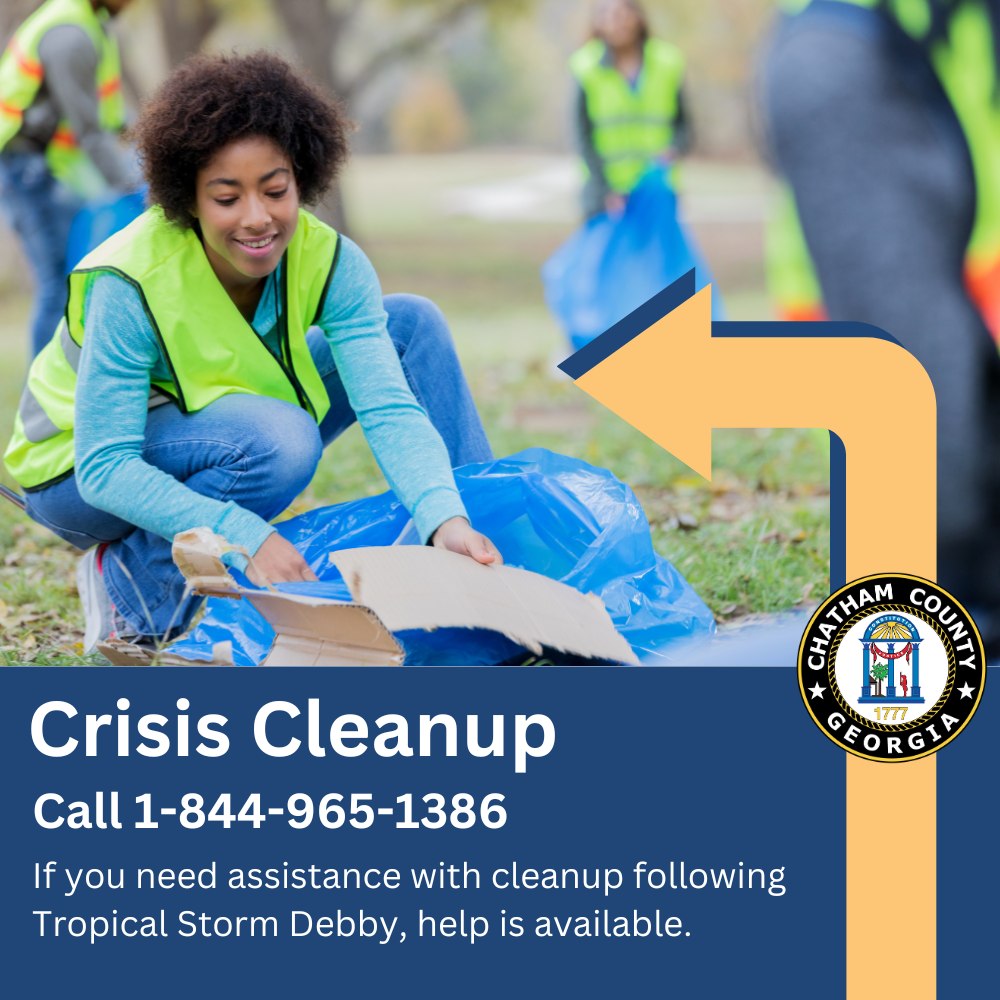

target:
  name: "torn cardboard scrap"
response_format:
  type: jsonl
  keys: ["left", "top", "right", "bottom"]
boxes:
{"left": 169, "top": 528, "right": 404, "bottom": 666}
{"left": 330, "top": 546, "right": 635, "bottom": 664}
{"left": 155, "top": 527, "right": 635, "bottom": 666}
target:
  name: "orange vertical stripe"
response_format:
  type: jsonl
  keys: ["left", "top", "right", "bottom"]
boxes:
{"left": 964, "top": 256, "right": 1000, "bottom": 341}
{"left": 846, "top": 755, "right": 936, "bottom": 999}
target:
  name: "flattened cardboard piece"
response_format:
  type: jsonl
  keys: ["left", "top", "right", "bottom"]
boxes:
{"left": 330, "top": 546, "right": 637, "bottom": 665}
{"left": 171, "top": 528, "right": 404, "bottom": 667}
{"left": 170, "top": 529, "right": 635, "bottom": 666}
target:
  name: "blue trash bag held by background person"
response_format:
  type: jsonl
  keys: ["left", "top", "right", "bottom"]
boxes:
{"left": 543, "top": 167, "right": 722, "bottom": 350}
{"left": 166, "top": 449, "right": 715, "bottom": 666}
{"left": 65, "top": 188, "right": 146, "bottom": 272}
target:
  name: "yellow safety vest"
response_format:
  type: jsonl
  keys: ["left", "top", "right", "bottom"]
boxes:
{"left": 767, "top": 183, "right": 827, "bottom": 322}
{"left": 0, "top": 0, "right": 126, "bottom": 198}
{"left": 4, "top": 206, "right": 339, "bottom": 490}
{"left": 570, "top": 37, "right": 685, "bottom": 195}
{"left": 770, "top": 0, "right": 1000, "bottom": 335}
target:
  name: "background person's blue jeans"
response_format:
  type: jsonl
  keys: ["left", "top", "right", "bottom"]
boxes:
{"left": 25, "top": 293, "right": 493, "bottom": 640}
{"left": 0, "top": 151, "right": 83, "bottom": 358}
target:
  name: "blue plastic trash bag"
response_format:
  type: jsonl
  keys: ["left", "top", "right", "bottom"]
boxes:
{"left": 66, "top": 188, "right": 146, "bottom": 272}
{"left": 543, "top": 167, "right": 723, "bottom": 350}
{"left": 166, "top": 449, "right": 715, "bottom": 666}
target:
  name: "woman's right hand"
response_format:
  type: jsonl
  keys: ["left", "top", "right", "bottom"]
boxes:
{"left": 246, "top": 533, "right": 318, "bottom": 586}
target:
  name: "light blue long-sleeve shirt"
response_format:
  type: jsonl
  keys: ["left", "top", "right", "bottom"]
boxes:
{"left": 73, "top": 235, "right": 467, "bottom": 554}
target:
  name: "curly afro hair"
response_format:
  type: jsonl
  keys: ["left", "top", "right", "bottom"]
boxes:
{"left": 132, "top": 51, "right": 351, "bottom": 228}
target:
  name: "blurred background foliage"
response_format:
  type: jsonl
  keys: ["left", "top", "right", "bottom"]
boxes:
{"left": 0, "top": 0, "right": 777, "bottom": 268}
{"left": 1, "top": 0, "right": 774, "bottom": 154}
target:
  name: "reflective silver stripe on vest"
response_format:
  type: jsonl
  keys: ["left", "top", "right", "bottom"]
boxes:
{"left": 601, "top": 150, "right": 665, "bottom": 165}
{"left": 594, "top": 115, "right": 673, "bottom": 127}
{"left": 17, "top": 383, "right": 62, "bottom": 443}
{"left": 59, "top": 320, "right": 82, "bottom": 372}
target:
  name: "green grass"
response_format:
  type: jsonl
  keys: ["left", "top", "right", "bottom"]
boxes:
{"left": 0, "top": 153, "right": 827, "bottom": 664}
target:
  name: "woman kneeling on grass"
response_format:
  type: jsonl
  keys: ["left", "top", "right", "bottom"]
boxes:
{"left": 3, "top": 51, "right": 501, "bottom": 653}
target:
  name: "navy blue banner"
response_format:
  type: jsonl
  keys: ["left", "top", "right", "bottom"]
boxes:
{"left": 938, "top": 667, "right": 998, "bottom": 998}
{"left": 2, "top": 667, "right": 845, "bottom": 998}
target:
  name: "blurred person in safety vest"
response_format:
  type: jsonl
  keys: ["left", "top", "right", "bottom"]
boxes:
{"left": 0, "top": 0, "right": 141, "bottom": 358}
{"left": 571, "top": 0, "right": 691, "bottom": 220}
{"left": 760, "top": 0, "right": 1000, "bottom": 650}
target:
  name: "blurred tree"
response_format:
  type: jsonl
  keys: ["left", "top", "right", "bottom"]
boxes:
{"left": 389, "top": 71, "right": 469, "bottom": 152}
{"left": 76, "top": 0, "right": 536, "bottom": 231}
{"left": 156, "top": 0, "right": 221, "bottom": 64}
{"left": 273, "top": 0, "right": 528, "bottom": 103}
{"left": 448, "top": 25, "right": 538, "bottom": 147}
{"left": 271, "top": 0, "right": 532, "bottom": 230}
{"left": 646, "top": 0, "right": 774, "bottom": 157}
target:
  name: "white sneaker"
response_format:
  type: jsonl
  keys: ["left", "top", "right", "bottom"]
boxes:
{"left": 76, "top": 544, "right": 134, "bottom": 654}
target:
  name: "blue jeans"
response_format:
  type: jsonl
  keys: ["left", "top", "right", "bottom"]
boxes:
{"left": 0, "top": 151, "right": 83, "bottom": 358}
{"left": 25, "top": 294, "right": 493, "bottom": 639}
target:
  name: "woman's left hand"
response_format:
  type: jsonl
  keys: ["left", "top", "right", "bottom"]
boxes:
{"left": 431, "top": 516, "right": 503, "bottom": 566}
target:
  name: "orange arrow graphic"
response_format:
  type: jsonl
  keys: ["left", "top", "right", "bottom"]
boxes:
{"left": 564, "top": 278, "right": 938, "bottom": 1000}
{"left": 570, "top": 284, "right": 936, "bottom": 580}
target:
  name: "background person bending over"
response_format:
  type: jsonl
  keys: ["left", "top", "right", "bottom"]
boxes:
{"left": 0, "top": 0, "right": 141, "bottom": 358}
{"left": 3, "top": 51, "right": 500, "bottom": 654}
{"left": 572, "top": 0, "right": 690, "bottom": 219}
{"left": 760, "top": 0, "right": 1000, "bottom": 652}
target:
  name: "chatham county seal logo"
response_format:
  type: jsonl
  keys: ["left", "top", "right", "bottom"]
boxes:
{"left": 797, "top": 574, "right": 986, "bottom": 761}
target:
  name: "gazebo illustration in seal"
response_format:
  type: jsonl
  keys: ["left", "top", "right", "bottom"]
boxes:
{"left": 857, "top": 614, "right": 925, "bottom": 703}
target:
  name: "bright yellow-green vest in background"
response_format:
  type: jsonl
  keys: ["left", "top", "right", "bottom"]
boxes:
{"left": 0, "top": 0, "right": 127, "bottom": 198}
{"left": 4, "top": 206, "right": 339, "bottom": 490}
{"left": 767, "top": 183, "right": 827, "bottom": 322}
{"left": 570, "top": 36, "right": 685, "bottom": 195}
{"left": 770, "top": 0, "right": 1000, "bottom": 335}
